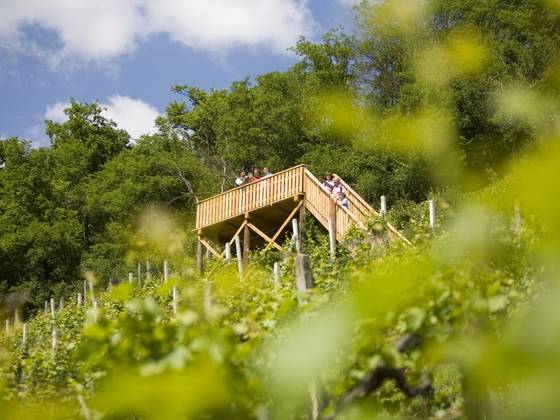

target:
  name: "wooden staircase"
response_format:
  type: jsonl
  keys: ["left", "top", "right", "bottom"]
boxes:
{"left": 195, "top": 165, "right": 409, "bottom": 261}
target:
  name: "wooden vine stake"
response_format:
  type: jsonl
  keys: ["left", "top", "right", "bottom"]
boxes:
{"left": 273, "top": 262, "right": 281, "bottom": 288}
{"left": 428, "top": 199, "right": 436, "bottom": 230}
{"left": 14, "top": 309, "right": 19, "bottom": 326}
{"left": 380, "top": 195, "right": 387, "bottom": 217}
{"left": 50, "top": 298, "right": 56, "bottom": 320}
{"left": 164, "top": 260, "right": 170, "bottom": 283}
{"left": 51, "top": 327, "right": 57, "bottom": 354}
{"left": 225, "top": 242, "right": 231, "bottom": 262}
{"left": 146, "top": 260, "right": 152, "bottom": 281}
{"left": 77, "top": 293, "right": 82, "bottom": 306}
{"left": 172, "top": 286, "right": 178, "bottom": 315}
{"left": 83, "top": 280, "right": 87, "bottom": 305}
{"left": 59, "top": 297, "right": 64, "bottom": 310}
{"left": 5, "top": 319, "right": 9, "bottom": 334}
{"left": 128, "top": 272, "right": 133, "bottom": 284}
{"left": 22, "top": 323, "right": 27, "bottom": 348}
{"left": 137, "top": 263, "right": 142, "bottom": 287}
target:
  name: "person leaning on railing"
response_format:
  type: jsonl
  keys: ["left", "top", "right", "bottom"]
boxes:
{"left": 235, "top": 171, "right": 246, "bottom": 186}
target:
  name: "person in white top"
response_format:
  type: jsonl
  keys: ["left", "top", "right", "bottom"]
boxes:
{"left": 235, "top": 171, "right": 246, "bottom": 186}
{"left": 331, "top": 176, "right": 345, "bottom": 197}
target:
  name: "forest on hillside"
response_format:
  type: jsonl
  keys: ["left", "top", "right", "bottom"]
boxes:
{"left": 2, "top": 0, "right": 560, "bottom": 418}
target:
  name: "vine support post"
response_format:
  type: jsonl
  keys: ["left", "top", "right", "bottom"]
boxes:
{"left": 428, "top": 199, "right": 436, "bottom": 230}
{"left": 128, "top": 272, "right": 133, "bottom": 284}
{"left": 5, "top": 319, "right": 9, "bottom": 334}
{"left": 14, "top": 309, "right": 19, "bottom": 325}
{"left": 172, "top": 286, "right": 178, "bottom": 315}
{"left": 137, "top": 262, "right": 142, "bottom": 287}
{"left": 380, "top": 195, "right": 387, "bottom": 217}
{"left": 22, "top": 322, "right": 27, "bottom": 348}
{"left": 146, "top": 260, "right": 152, "bottom": 281}
{"left": 292, "top": 218, "right": 301, "bottom": 255}
{"left": 225, "top": 242, "right": 231, "bottom": 262}
{"left": 164, "top": 260, "right": 170, "bottom": 282}
{"left": 273, "top": 262, "right": 281, "bottom": 287}
{"left": 50, "top": 298, "right": 55, "bottom": 320}
{"left": 77, "top": 293, "right": 82, "bottom": 306}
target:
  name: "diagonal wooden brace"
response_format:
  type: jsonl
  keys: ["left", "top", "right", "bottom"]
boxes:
{"left": 199, "top": 237, "right": 222, "bottom": 259}
{"left": 247, "top": 223, "right": 283, "bottom": 252}
{"left": 264, "top": 201, "right": 304, "bottom": 251}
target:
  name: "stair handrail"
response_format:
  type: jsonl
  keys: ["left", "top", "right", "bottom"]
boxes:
{"left": 331, "top": 173, "right": 412, "bottom": 245}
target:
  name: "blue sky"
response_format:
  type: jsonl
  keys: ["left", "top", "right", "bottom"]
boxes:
{"left": 0, "top": 0, "right": 358, "bottom": 147}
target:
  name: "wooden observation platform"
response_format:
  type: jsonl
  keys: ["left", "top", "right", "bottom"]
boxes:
{"left": 195, "top": 164, "right": 409, "bottom": 271}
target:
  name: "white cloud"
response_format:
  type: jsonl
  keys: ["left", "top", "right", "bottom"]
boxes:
{"left": 0, "top": 0, "right": 316, "bottom": 66}
{"left": 44, "top": 101, "right": 69, "bottom": 123}
{"left": 43, "top": 96, "right": 160, "bottom": 140}
{"left": 101, "top": 95, "right": 159, "bottom": 139}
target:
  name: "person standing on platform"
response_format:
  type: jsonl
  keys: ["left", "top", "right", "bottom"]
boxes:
{"left": 235, "top": 171, "right": 246, "bottom": 186}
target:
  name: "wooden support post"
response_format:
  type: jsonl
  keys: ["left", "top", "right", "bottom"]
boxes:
{"left": 328, "top": 199, "right": 337, "bottom": 261}
{"left": 164, "top": 260, "right": 170, "bottom": 282}
{"left": 273, "top": 262, "right": 281, "bottom": 287}
{"left": 225, "top": 242, "right": 231, "bottom": 262}
{"left": 380, "top": 195, "right": 387, "bottom": 217}
{"left": 299, "top": 200, "right": 306, "bottom": 253}
{"left": 235, "top": 235, "right": 243, "bottom": 280}
{"left": 428, "top": 199, "right": 436, "bottom": 229}
{"left": 196, "top": 234, "right": 204, "bottom": 274}
{"left": 292, "top": 218, "right": 301, "bottom": 254}
{"left": 146, "top": 260, "right": 152, "bottom": 281}
{"left": 243, "top": 215, "right": 250, "bottom": 271}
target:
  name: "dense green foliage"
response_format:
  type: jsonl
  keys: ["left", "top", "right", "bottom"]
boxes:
{"left": 2, "top": 0, "right": 560, "bottom": 418}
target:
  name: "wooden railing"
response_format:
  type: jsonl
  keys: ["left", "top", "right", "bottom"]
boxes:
{"left": 196, "top": 165, "right": 306, "bottom": 229}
